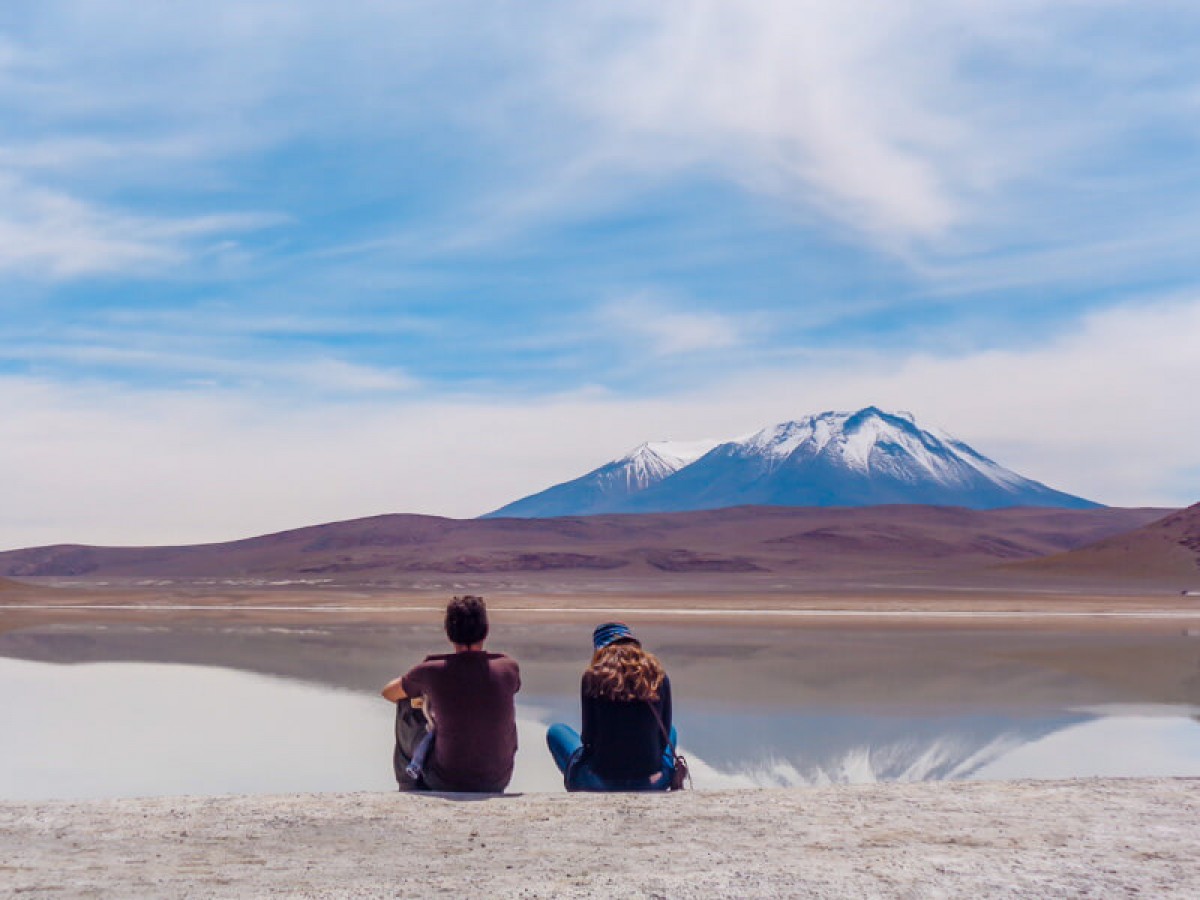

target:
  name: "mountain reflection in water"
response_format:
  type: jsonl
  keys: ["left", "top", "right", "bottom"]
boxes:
{"left": 675, "top": 709, "right": 1087, "bottom": 786}
{"left": 3, "top": 623, "right": 1200, "bottom": 800}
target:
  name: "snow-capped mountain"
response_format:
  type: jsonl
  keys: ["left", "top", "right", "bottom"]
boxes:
{"left": 485, "top": 439, "right": 721, "bottom": 518}
{"left": 485, "top": 407, "right": 1099, "bottom": 518}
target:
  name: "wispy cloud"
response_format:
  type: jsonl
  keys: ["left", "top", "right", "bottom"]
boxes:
{"left": 550, "top": 2, "right": 971, "bottom": 241}
{"left": 527, "top": 1, "right": 1200, "bottom": 275}
{"left": 0, "top": 173, "right": 282, "bottom": 279}
{"left": 599, "top": 294, "right": 748, "bottom": 356}
{"left": 1, "top": 340, "right": 417, "bottom": 395}
{"left": 260, "top": 0, "right": 1200, "bottom": 309}
{"left": 97, "top": 307, "right": 439, "bottom": 340}
{"left": 0, "top": 174, "right": 170, "bottom": 277}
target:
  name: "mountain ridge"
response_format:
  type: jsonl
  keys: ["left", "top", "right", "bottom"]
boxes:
{"left": 487, "top": 406, "right": 1098, "bottom": 518}
{"left": 1015, "top": 502, "right": 1200, "bottom": 580}
{"left": 0, "top": 505, "right": 1166, "bottom": 580}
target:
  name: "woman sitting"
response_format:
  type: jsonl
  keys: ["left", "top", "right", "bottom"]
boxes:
{"left": 546, "top": 622, "right": 678, "bottom": 791}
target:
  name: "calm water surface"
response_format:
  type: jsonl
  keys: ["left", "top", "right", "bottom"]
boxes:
{"left": 2, "top": 622, "right": 1199, "bottom": 799}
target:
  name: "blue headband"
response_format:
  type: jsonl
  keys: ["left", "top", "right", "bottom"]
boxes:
{"left": 592, "top": 622, "right": 639, "bottom": 650}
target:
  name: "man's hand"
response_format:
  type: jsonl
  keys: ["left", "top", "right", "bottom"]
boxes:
{"left": 381, "top": 677, "right": 408, "bottom": 703}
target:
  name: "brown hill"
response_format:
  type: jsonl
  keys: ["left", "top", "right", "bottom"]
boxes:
{"left": 0, "top": 505, "right": 1172, "bottom": 581}
{"left": 1017, "top": 502, "right": 1200, "bottom": 580}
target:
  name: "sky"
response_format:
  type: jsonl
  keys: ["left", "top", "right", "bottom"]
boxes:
{"left": 2, "top": 1, "right": 1199, "bottom": 548}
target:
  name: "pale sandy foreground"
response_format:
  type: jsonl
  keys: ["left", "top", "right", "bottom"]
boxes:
{"left": 2, "top": 779, "right": 1198, "bottom": 898}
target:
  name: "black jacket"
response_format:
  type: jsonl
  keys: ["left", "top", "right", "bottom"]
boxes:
{"left": 579, "top": 675, "right": 672, "bottom": 779}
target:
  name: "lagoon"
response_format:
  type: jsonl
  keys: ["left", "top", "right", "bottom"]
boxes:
{"left": 2, "top": 621, "right": 1199, "bottom": 800}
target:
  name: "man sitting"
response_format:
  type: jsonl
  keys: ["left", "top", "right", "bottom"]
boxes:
{"left": 381, "top": 595, "right": 521, "bottom": 792}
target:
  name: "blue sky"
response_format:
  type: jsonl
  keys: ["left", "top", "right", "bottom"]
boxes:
{"left": 2, "top": 1, "right": 1199, "bottom": 546}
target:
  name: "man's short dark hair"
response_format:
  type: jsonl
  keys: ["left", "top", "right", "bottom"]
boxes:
{"left": 445, "top": 595, "right": 489, "bottom": 646}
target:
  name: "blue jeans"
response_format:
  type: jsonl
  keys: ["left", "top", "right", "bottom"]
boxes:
{"left": 546, "top": 722, "right": 677, "bottom": 792}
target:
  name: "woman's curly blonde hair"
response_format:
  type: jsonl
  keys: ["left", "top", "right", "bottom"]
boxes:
{"left": 582, "top": 642, "right": 665, "bottom": 702}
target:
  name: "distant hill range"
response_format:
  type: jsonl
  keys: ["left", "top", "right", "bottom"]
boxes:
{"left": 1017, "top": 502, "right": 1200, "bottom": 579}
{"left": 0, "top": 505, "right": 1169, "bottom": 581}
{"left": 486, "top": 407, "right": 1099, "bottom": 518}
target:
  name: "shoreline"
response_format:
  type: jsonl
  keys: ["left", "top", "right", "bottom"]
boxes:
{"left": 6, "top": 601, "right": 1200, "bottom": 644}
{"left": 5, "top": 581, "right": 1200, "bottom": 638}
{"left": 5, "top": 601, "right": 1200, "bottom": 620}
{"left": 3, "top": 778, "right": 1197, "bottom": 898}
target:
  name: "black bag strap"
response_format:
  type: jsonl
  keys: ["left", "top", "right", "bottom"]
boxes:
{"left": 645, "top": 697, "right": 691, "bottom": 790}
{"left": 644, "top": 698, "right": 674, "bottom": 752}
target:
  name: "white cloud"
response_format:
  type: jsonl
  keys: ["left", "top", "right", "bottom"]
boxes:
{"left": 0, "top": 174, "right": 280, "bottom": 279}
{"left": 561, "top": 2, "right": 971, "bottom": 240}
{"left": 0, "top": 341, "right": 415, "bottom": 394}
{"left": 284, "top": 358, "right": 417, "bottom": 393}
{"left": 600, "top": 294, "right": 746, "bottom": 356}
{"left": 1, "top": 293, "right": 1196, "bottom": 548}
{"left": 0, "top": 134, "right": 226, "bottom": 176}
{"left": 0, "top": 175, "right": 175, "bottom": 277}
{"left": 97, "top": 309, "right": 438, "bottom": 340}
{"left": 524, "top": 0, "right": 1092, "bottom": 251}
{"left": 477, "top": 0, "right": 1200, "bottom": 291}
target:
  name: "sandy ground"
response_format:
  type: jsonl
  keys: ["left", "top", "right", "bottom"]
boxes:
{"left": 2, "top": 779, "right": 1197, "bottom": 898}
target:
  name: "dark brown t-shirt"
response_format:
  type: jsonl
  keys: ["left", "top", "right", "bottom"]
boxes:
{"left": 400, "top": 650, "right": 521, "bottom": 792}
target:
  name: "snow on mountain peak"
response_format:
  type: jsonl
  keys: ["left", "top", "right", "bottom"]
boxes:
{"left": 635, "top": 439, "right": 722, "bottom": 467}
{"left": 615, "top": 439, "right": 722, "bottom": 491}
{"left": 739, "top": 408, "right": 900, "bottom": 466}
{"left": 484, "top": 405, "right": 1100, "bottom": 517}
{"left": 742, "top": 419, "right": 819, "bottom": 458}
{"left": 730, "top": 407, "right": 1017, "bottom": 486}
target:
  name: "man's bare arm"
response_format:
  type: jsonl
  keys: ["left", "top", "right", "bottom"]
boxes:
{"left": 381, "top": 677, "right": 408, "bottom": 702}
